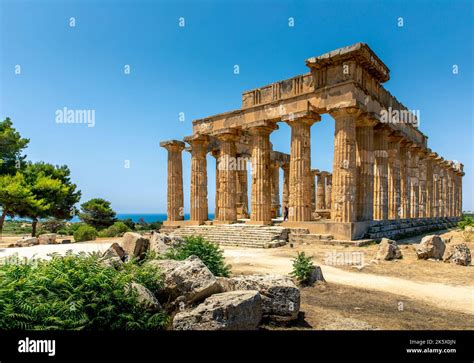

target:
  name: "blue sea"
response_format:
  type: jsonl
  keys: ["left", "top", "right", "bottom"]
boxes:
{"left": 8, "top": 213, "right": 215, "bottom": 223}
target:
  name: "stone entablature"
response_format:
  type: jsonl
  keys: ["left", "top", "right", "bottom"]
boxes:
{"left": 161, "top": 43, "right": 465, "bottom": 240}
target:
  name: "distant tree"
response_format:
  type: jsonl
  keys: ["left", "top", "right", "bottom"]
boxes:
{"left": 120, "top": 218, "right": 136, "bottom": 230}
{"left": 79, "top": 198, "right": 116, "bottom": 230}
{"left": 0, "top": 173, "right": 47, "bottom": 235}
{"left": 0, "top": 118, "right": 29, "bottom": 175}
{"left": 21, "top": 162, "right": 81, "bottom": 236}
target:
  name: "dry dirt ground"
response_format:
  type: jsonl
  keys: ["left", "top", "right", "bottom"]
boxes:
{"left": 224, "top": 228, "right": 474, "bottom": 330}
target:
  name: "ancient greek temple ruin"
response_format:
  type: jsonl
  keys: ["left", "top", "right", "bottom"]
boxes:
{"left": 160, "top": 43, "right": 464, "bottom": 244}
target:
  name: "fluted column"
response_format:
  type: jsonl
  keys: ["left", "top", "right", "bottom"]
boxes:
{"left": 316, "top": 171, "right": 327, "bottom": 210}
{"left": 235, "top": 154, "right": 249, "bottom": 219}
{"left": 418, "top": 152, "right": 428, "bottom": 218}
{"left": 282, "top": 163, "right": 290, "bottom": 209}
{"left": 437, "top": 160, "right": 445, "bottom": 217}
{"left": 446, "top": 165, "right": 453, "bottom": 217}
{"left": 211, "top": 149, "right": 220, "bottom": 219}
{"left": 409, "top": 147, "right": 420, "bottom": 219}
{"left": 355, "top": 121, "right": 375, "bottom": 221}
{"left": 373, "top": 127, "right": 389, "bottom": 220}
{"left": 325, "top": 173, "right": 332, "bottom": 211}
{"left": 387, "top": 137, "right": 401, "bottom": 220}
{"left": 270, "top": 159, "right": 281, "bottom": 218}
{"left": 216, "top": 131, "right": 238, "bottom": 223}
{"left": 399, "top": 143, "right": 411, "bottom": 219}
{"left": 425, "top": 155, "right": 434, "bottom": 218}
{"left": 185, "top": 135, "right": 209, "bottom": 224}
{"left": 248, "top": 124, "right": 276, "bottom": 225}
{"left": 160, "top": 140, "right": 185, "bottom": 224}
{"left": 311, "top": 170, "right": 317, "bottom": 214}
{"left": 285, "top": 112, "right": 320, "bottom": 222}
{"left": 330, "top": 108, "right": 359, "bottom": 222}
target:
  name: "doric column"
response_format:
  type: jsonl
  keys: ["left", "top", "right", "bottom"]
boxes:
{"left": 418, "top": 151, "right": 428, "bottom": 218}
{"left": 373, "top": 126, "right": 389, "bottom": 220}
{"left": 425, "top": 154, "right": 434, "bottom": 218}
{"left": 311, "top": 170, "right": 317, "bottom": 214}
{"left": 387, "top": 136, "right": 401, "bottom": 220}
{"left": 270, "top": 158, "right": 281, "bottom": 218}
{"left": 399, "top": 142, "right": 411, "bottom": 219}
{"left": 456, "top": 163, "right": 464, "bottom": 216}
{"left": 211, "top": 149, "right": 220, "bottom": 219}
{"left": 316, "top": 171, "right": 327, "bottom": 210}
{"left": 282, "top": 162, "right": 290, "bottom": 209}
{"left": 355, "top": 120, "right": 375, "bottom": 221}
{"left": 247, "top": 123, "right": 276, "bottom": 225}
{"left": 325, "top": 173, "right": 332, "bottom": 211}
{"left": 446, "top": 164, "right": 453, "bottom": 217}
{"left": 215, "top": 130, "right": 239, "bottom": 223}
{"left": 235, "top": 153, "right": 249, "bottom": 219}
{"left": 185, "top": 135, "right": 209, "bottom": 224}
{"left": 285, "top": 111, "right": 320, "bottom": 222}
{"left": 409, "top": 146, "right": 420, "bottom": 219}
{"left": 436, "top": 159, "right": 445, "bottom": 217}
{"left": 160, "top": 140, "right": 185, "bottom": 224}
{"left": 330, "top": 108, "right": 359, "bottom": 222}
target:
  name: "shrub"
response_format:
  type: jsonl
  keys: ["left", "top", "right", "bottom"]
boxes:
{"left": 165, "top": 235, "right": 230, "bottom": 277}
{"left": 290, "top": 252, "right": 315, "bottom": 285}
{"left": 458, "top": 215, "right": 474, "bottom": 230}
{"left": 0, "top": 252, "right": 168, "bottom": 330}
{"left": 73, "top": 225, "right": 98, "bottom": 242}
{"left": 41, "top": 219, "right": 66, "bottom": 233}
{"left": 98, "top": 221, "right": 131, "bottom": 237}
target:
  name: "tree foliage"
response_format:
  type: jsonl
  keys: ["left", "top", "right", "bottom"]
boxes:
{"left": 79, "top": 198, "right": 116, "bottom": 230}
{"left": 0, "top": 117, "right": 29, "bottom": 175}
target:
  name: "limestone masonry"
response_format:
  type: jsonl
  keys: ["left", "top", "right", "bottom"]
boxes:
{"left": 160, "top": 43, "right": 464, "bottom": 242}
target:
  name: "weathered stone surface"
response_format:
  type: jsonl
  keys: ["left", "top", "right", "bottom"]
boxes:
{"left": 375, "top": 238, "right": 402, "bottom": 260}
{"left": 416, "top": 235, "right": 446, "bottom": 260}
{"left": 307, "top": 265, "right": 326, "bottom": 284}
{"left": 126, "top": 282, "right": 161, "bottom": 312}
{"left": 147, "top": 255, "right": 220, "bottom": 304}
{"left": 15, "top": 237, "right": 39, "bottom": 247}
{"left": 443, "top": 243, "right": 472, "bottom": 266}
{"left": 217, "top": 274, "right": 300, "bottom": 321}
{"left": 172, "top": 290, "right": 262, "bottom": 330}
{"left": 121, "top": 232, "right": 150, "bottom": 261}
{"left": 38, "top": 233, "right": 57, "bottom": 245}
{"left": 149, "top": 232, "right": 184, "bottom": 255}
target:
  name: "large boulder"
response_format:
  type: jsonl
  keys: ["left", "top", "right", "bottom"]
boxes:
{"left": 126, "top": 282, "right": 162, "bottom": 312}
{"left": 416, "top": 235, "right": 446, "bottom": 260}
{"left": 14, "top": 237, "right": 39, "bottom": 247}
{"left": 172, "top": 290, "right": 262, "bottom": 330}
{"left": 148, "top": 232, "right": 184, "bottom": 255}
{"left": 375, "top": 238, "right": 403, "bottom": 260}
{"left": 217, "top": 274, "right": 300, "bottom": 321}
{"left": 443, "top": 243, "right": 472, "bottom": 266}
{"left": 38, "top": 233, "right": 57, "bottom": 245}
{"left": 121, "top": 232, "right": 150, "bottom": 261}
{"left": 147, "top": 255, "right": 220, "bottom": 305}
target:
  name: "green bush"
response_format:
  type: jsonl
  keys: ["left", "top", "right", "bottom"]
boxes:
{"left": 0, "top": 252, "right": 168, "bottom": 330}
{"left": 98, "top": 221, "right": 131, "bottom": 237}
{"left": 73, "top": 225, "right": 98, "bottom": 242}
{"left": 458, "top": 215, "right": 474, "bottom": 230}
{"left": 290, "top": 252, "right": 315, "bottom": 285}
{"left": 165, "top": 235, "right": 230, "bottom": 277}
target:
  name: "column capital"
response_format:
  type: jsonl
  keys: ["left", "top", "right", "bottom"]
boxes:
{"left": 212, "top": 128, "right": 240, "bottom": 142}
{"left": 160, "top": 140, "right": 185, "bottom": 152}
{"left": 282, "top": 110, "right": 321, "bottom": 126}
{"left": 243, "top": 120, "right": 278, "bottom": 135}
{"left": 329, "top": 106, "right": 363, "bottom": 120}
{"left": 184, "top": 134, "right": 210, "bottom": 149}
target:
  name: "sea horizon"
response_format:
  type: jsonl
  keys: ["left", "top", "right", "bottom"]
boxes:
{"left": 8, "top": 213, "right": 215, "bottom": 223}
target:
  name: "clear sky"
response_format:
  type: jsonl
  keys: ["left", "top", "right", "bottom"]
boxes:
{"left": 1, "top": 0, "right": 472, "bottom": 213}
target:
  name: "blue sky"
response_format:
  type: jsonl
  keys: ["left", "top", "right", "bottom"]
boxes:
{"left": 1, "top": 0, "right": 472, "bottom": 213}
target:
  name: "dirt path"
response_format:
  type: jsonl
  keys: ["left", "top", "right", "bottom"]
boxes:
{"left": 224, "top": 247, "right": 474, "bottom": 315}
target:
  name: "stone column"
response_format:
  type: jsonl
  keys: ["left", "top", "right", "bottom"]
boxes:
{"left": 425, "top": 155, "right": 434, "bottom": 218}
{"left": 282, "top": 163, "right": 290, "bottom": 209}
{"left": 211, "top": 149, "right": 220, "bottom": 220}
{"left": 311, "top": 170, "right": 317, "bottom": 214}
{"left": 247, "top": 123, "right": 276, "bottom": 225}
{"left": 409, "top": 147, "right": 420, "bottom": 219}
{"left": 399, "top": 143, "right": 411, "bottom": 219}
{"left": 355, "top": 120, "right": 375, "bottom": 221}
{"left": 330, "top": 108, "right": 359, "bottom": 222}
{"left": 446, "top": 164, "right": 453, "bottom": 217}
{"left": 373, "top": 127, "right": 389, "bottom": 220}
{"left": 325, "top": 173, "right": 332, "bottom": 211}
{"left": 270, "top": 159, "right": 281, "bottom": 218}
{"left": 431, "top": 160, "right": 439, "bottom": 218}
{"left": 160, "top": 140, "right": 185, "bottom": 224}
{"left": 418, "top": 152, "right": 428, "bottom": 219}
{"left": 437, "top": 160, "right": 445, "bottom": 217}
{"left": 216, "top": 131, "right": 238, "bottom": 224}
{"left": 285, "top": 111, "right": 320, "bottom": 222}
{"left": 185, "top": 135, "right": 209, "bottom": 224}
{"left": 387, "top": 136, "right": 401, "bottom": 220}
{"left": 316, "top": 171, "right": 327, "bottom": 210}
{"left": 235, "top": 154, "right": 249, "bottom": 219}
